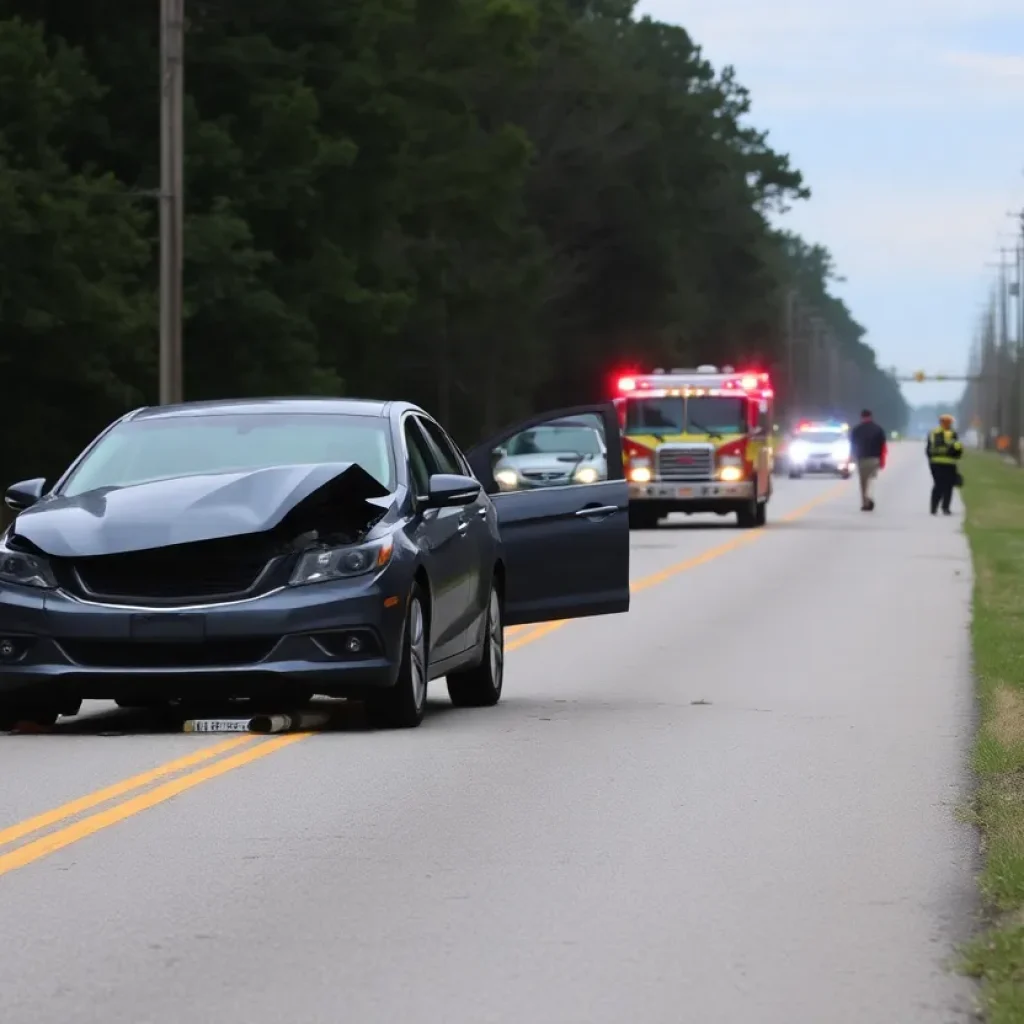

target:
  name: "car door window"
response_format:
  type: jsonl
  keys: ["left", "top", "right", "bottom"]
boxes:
{"left": 417, "top": 417, "right": 468, "bottom": 476}
{"left": 485, "top": 413, "right": 607, "bottom": 493}
{"left": 404, "top": 418, "right": 441, "bottom": 496}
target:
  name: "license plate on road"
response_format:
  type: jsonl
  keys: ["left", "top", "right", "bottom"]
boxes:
{"left": 183, "top": 719, "right": 251, "bottom": 733}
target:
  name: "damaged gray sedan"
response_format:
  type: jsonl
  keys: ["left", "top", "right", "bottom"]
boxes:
{"left": 0, "top": 398, "right": 629, "bottom": 729}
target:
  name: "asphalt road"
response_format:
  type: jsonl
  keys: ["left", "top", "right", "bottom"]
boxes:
{"left": 0, "top": 444, "right": 980, "bottom": 1023}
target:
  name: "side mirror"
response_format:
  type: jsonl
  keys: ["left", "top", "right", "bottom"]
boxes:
{"left": 5, "top": 478, "right": 46, "bottom": 512}
{"left": 423, "top": 473, "right": 481, "bottom": 509}
{"left": 491, "top": 446, "right": 507, "bottom": 459}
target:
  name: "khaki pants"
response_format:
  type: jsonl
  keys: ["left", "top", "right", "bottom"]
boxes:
{"left": 856, "top": 457, "right": 880, "bottom": 505}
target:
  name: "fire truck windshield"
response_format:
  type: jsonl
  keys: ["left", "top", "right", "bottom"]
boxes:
{"left": 624, "top": 396, "right": 747, "bottom": 436}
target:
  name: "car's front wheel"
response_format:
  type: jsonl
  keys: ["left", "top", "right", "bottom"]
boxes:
{"left": 447, "top": 580, "right": 504, "bottom": 708}
{"left": 0, "top": 699, "right": 60, "bottom": 731}
{"left": 365, "top": 583, "right": 428, "bottom": 729}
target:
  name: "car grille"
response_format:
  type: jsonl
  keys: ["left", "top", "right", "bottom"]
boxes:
{"left": 656, "top": 445, "right": 714, "bottom": 482}
{"left": 58, "top": 638, "right": 279, "bottom": 669}
{"left": 521, "top": 471, "right": 569, "bottom": 484}
{"left": 66, "top": 537, "right": 280, "bottom": 604}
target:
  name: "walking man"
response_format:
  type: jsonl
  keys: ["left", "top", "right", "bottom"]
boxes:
{"left": 926, "top": 413, "right": 963, "bottom": 515}
{"left": 849, "top": 408, "right": 887, "bottom": 511}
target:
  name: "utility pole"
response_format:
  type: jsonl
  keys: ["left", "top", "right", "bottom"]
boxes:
{"left": 159, "top": 0, "right": 185, "bottom": 405}
{"left": 985, "top": 250, "right": 1015, "bottom": 446}
{"left": 783, "top": 288, "right": 797, "bottom": 419}
{"left": 1015, "top": 213, "right": 1024, "bottom": 463}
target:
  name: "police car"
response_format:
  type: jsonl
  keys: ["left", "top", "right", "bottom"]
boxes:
{"left": 786, "top": 421, "right": 851, "bottom": 479}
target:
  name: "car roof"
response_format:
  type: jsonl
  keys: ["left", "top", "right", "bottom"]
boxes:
{"left": 124, "top": 397, "right": 410, "bottom": 421}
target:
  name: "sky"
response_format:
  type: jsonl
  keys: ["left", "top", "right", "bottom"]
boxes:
{"left": 635, "top": 0, "right": 1024, "bottom": 407}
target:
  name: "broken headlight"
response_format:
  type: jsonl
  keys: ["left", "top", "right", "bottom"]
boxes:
{"left": 289, "top": 537, "right": 394, "bottom": 586}
{"left": 0, "top": 540, "right": 58, "bottom": 589}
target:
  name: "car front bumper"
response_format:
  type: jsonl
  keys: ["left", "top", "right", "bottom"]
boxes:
{"left": 790, "top": 457, "right": 849, "bottom": 473}
{"left": 0, "top": 575, "right": 407, "bottom": 703}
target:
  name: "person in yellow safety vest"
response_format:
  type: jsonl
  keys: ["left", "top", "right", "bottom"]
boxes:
{"left": 926, "top": 413, "right": 964, "bottom": 516}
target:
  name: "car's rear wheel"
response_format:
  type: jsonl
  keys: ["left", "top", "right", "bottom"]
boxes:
{"left": 447, "top": 580, "right": 503, "bottom": 708}
{"left": 365, "top": 583, "right": 428, "bottom": 729}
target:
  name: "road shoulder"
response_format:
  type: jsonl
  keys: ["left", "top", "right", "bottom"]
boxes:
{"left": 960, "top": 452, "right": 1024, "bottom": 1018}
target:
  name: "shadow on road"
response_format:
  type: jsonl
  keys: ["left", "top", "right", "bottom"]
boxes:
{"left": 8, "top": 696, "right": 464, "bottom": 737}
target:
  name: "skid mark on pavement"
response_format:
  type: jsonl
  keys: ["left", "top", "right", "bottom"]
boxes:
{"left": 0, "top": 478, "right": 846, "bottom": 877}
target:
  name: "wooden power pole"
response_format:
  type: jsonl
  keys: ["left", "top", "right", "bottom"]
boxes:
{"left": 159, "top": 0, "right": 185, "bottom": 405}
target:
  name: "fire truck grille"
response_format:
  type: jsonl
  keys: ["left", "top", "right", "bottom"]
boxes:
{"left": 657, "top": 446, "right": 714, "bottom": 481}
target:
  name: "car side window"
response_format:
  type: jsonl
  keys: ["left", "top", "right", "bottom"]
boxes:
{"left": 403, "top": 418, "right": 440, "bottom": 496}
{"left": 417, "top": 417, "right": 467, "bottom": 476}
{"left": 487, "top": 413, "right": 607, "bottom": 493}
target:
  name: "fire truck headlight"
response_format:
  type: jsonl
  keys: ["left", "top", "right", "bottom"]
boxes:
{"left": 629, "top": 466, "right": 652, "bottom": 483}
{"left": 720, "top": 465, "right": 743, "bottom": 482}
{"left": 494, "top": 469, "right": 519, "bottom": 490}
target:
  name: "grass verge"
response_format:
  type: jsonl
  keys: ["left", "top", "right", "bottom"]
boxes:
{"left": 960, "top": 451, "right": 1024, "bottom": 1021}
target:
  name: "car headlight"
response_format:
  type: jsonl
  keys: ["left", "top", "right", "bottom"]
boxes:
{"left": 574, "top": 466, "right": 600, "bottom": 484}
{"left": 0, "top": 541, "right": 58, "bottom": 589}
{"left": 290, "top": 537, "right": 393, "bottom": 586}
{"left": 494, "top": 469, "right": 518, "bottom": 490}
{"left": 831, "top": 441, "right": 850, "bottom": 460}
{"left": 789, "top": 441, "right": 808, "bottom": 461}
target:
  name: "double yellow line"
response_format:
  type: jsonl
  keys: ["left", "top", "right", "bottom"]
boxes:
{"left": 0, "top": 734, "right": 305, "bottom": 876}
{"left": 0, "top": 480, "right": 844, "bottom": 878}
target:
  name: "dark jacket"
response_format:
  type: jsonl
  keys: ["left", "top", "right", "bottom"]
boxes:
{"left": 850, "top": 420, "right": 887, "bottom": 460}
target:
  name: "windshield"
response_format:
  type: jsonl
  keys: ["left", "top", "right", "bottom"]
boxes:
{"left": 794, "top": 431, "right": 844, "bottom": 444}
{"left": 61, "top": 413, "right": 396, "bottom": 496}
{"left": 506, "top": 425, "right": 603, "bottom": 456}
{"left": 625, "top": 396, "right": 747, "bottom": 435}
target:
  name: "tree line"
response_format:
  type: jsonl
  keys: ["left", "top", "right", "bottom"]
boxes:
{"left": 0, "top": 0, "right": 907, "bottom": 485}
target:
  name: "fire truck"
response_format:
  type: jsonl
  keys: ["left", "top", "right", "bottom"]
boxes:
{"left": 612, "top": 365, "right": 774, "bottom": 529}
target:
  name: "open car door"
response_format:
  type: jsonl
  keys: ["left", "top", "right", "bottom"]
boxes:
{"left": 465, "top": 403, "right": 629, "bottom": 627}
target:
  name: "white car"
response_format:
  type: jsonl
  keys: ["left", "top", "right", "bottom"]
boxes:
{"left": 492, "top": 420, "right": 607, "bottom": 491}
{"left": 787, "top": 427, "right": 851, "bottom": 479}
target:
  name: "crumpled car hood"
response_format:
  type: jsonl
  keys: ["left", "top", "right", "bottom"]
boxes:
{"left": 11, "top": 463, "right": 391, "bottom": 558}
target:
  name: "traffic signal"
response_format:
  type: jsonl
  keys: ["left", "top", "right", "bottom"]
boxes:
{"left": 914, "top": 371, "right": 926, "bottom": 382}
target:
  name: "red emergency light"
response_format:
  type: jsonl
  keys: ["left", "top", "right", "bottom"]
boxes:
{"left": 617, "top": 376, "right": 636, "bottom": 392}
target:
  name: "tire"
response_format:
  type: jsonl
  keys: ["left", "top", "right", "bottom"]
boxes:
{"left": 737, "top": 490, "right": 763, "bottom": 529}
{"left": 365, "top": 583, "right": 428, "bottom": 729}
{"left": 788, "top": 471, "right": 802, "bottom": 479}
{"left": 628, "top": 506, "right": 660, "bottom": 530}
{"left": 0, "top": 701, "right": 60, "bottom": 731}
{"left": 447, "top": 579, "right": 504, "bottom": 708}
{"left": 754, "top": 500, "right": 767, "bottom": 527}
